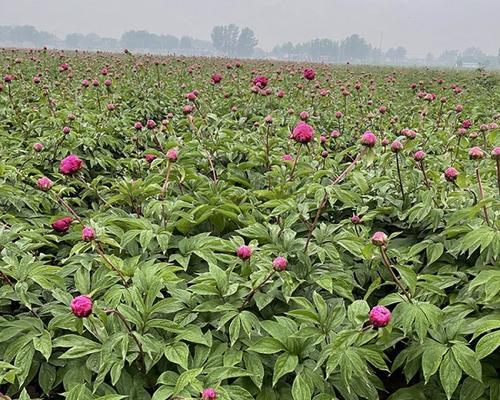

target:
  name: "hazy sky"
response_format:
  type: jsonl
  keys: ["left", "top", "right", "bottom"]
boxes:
{"left": 1, "top": 0, "right": 499, "bottom": 56}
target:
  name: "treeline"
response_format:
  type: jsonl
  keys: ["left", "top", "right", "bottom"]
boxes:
{"left": 0, "top": 25, "right": 212, "bottom": 55}
{"left": 0, "top": 25, "right": 498, "bottom": 68}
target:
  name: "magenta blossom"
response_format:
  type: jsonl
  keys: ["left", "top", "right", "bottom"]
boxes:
{"left": 59, "top": 154, "right": 83, "bottom": 175}
{"left": 253, "top": 75, "right": 268, "bottom": 88}
{"left": 33, "top": 143, "right": 44, "bottom": 152}
{"left": 201, "top": 388, "right": 217, "bottom": 400}
{"left": 282, "top": 154, "right": 293, "bottom": 161}
{"left": 469, "top": 147, "right": 485, "bottom": 160}
{"left": 492, "top": 147, "right": 500, "bottom": 160}
{"left": 303, "top": 68, "right": 316, "bottom": 80}
{"left": 371, "top": 231, "right": 388, "bottom": 247}
{"left": 413, "top": 151, "right": 426, "bottom": 162}
{"left": 81, "top": 226, "right": 95, "bottom": 241}
{"left": 291, "top": 122, "right": 314, "bottom": 143}
{"left": 37, "top": 177, "right": 53, "bottom": 191}
{"left": 369, "top": 305, "right": 391, "bottom": 328}
{"left": 444, "top": 167, "right": 459, "bottom": 182}
{"left": 211, "top": 73, "right": 222, "bottom": 84}
{"left": 51, "top": 217, "right": 73, "bottom": 233}
{"left": 272, "top": 256, "right": 288, "bottom": 271}
{"left": 70, "top": 295, "right": 93, "bottom": 318}
{"left": 166, "top": 148, "right": 178, "bottom": 161}
{"left": 236, "top": 245, "right": 252, "bottom": 260}
{"left": 361, "top": 131, "right": 377, "bottom": 148}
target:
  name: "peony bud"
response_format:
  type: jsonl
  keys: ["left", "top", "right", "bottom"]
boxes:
{"left": 272, "top": 256, "right": 287, "bottom": 271}
{"left": 444, "top": 167, "right": 458, "bottom": 182}
{"left": 369, "top": 305, "right": 391, "bottom": 328}
{"left": 37, "top": 176, "right": 53, "bottom": 191}
{"left": 70, "top": 295, "right": 93, "bottom": 318}
{"left": 371, "top": 231, "right": 388, "bottom": 247}
{"left": 236, "top": 245, "right": 252, "bottom": 260}
{"left": 81, "top": 226, "right": 95, "bottom": 241}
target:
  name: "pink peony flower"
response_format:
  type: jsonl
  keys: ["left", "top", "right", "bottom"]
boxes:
{"left": 303, "top": 68, "right": 316, "bottom": 80}
{"left": 201, "top": 388, "right": 217, "bottom": 400}
{"left": 70, "top": 295, "right": 93, "bottom": 318}
{"left": 361, "top": 131, "right": 377, "bottom": 148}
{"left": 62, "top": 126, "right": 71, "bottom": 135}
{"left": 444, "top": 167, "right": 458, "bottom": 182}
{"left": 299, "top": 111, "right": 309, "bottom": 121}
{"left": 371, "top": 231, "right": 388, "bottom": 247}
{"left": 351, "top": 215, "right": 361, "bottom": 224}
{"left": 330, "top": 130, "right": 341, "bottom": 138}
{"left": 369, "top": 305, "right": 391, "bottom": 328}
{"left": 321, "top": 150, "right": 328, "bottom": 158}
{"left": 211, "top": 73, "right": 222, "bottom": 84}
{"left": 469, "top": 147, "right": 485, "bottom": 160}
{"left": 144, "top": 153, "right": 156, "bottom": 163}
{"left": 37, "top": 177, "right": 53, "bottom": 191}
{"left": 59, "top": 155, "right": 83, "bottom": 175}
{"left": 33, "top": 143, "right": 44, "bottom": 152}
{"left": 82, "top": 226, "right": 95, "bottom": 241}
{"left": 166, "top": 149, "right": 178, "bottom": 161}
{"left": 81, "top": 79, "right": 89, "bottom": 87}
{"left": 461, "top": 119, "right": 472, "bottom": 129}
{"left": 186, "top": 92, "right": 197, "bottom": 101}
{"left": 253, "top": 75, "right": 268, "bottom": 88}
{"left": 51, "top": 217, "right": 73, "bottom": 233}
{"left": 391, "top": 140, "right": 403, "bottom": 153}
{"left": 236, "top": 245, "right": 252, "bottom": 260}
{"left": 134, "top": 121, "right": 143, "bottom": 130}
{"left": 104, "top": 79, "right": 112, "bottom": 87}
{"left": 291, "top": 122, "right": 314, "bottom": 143}
{"left": 455, "top": 104, "right": 463, "bottom": 113}
{"left": 272, "top": 256, "right": 288, "bottom": 271}
{"left": 282, "top": 154, "right": 293, "bottom": 161}
{"left": 146, "top": 119, "right": 156, "bottom": 130}
{"left": 413, "top": 150, "right": 426, "bottom": 162}
{"left": 276, "top": 90, "right": 285, "bottom": 98}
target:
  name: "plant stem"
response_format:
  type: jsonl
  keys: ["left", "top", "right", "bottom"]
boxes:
{"left": 395, "top": 152, "right": 406, "bottom": 204}
{"left": 496, "top": 159, "right": 500, "bottom": 196}
{"left": 288, "top": 144, "right": 302, "bottom": 181}
{"left": 239, "top": 270, "right": 275, "bottom": 311}
{"left": 106, "top": 308, "right": 146, "bottom": 372}
{"left": 159, "top": 161, "right": 173, "bottom": 200}
{"left": 304, "top": 150, "right": 365, "bottom": 252}
{"left": 379, "top": 247, "right": 413, "bottom": 303}
{"left": 475, "top": 167, "right": 490, "bottom": 226}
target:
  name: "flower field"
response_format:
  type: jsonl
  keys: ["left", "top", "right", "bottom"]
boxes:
{"left": 0, "top": 48, "right": 499, "bottom": 400}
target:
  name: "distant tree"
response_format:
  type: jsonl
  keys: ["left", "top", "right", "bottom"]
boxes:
{"left": 340, "top": 34, "right": 373, "bottom": 61}
{"left": 438, "top": 50, "right": 459, "bottom": 65}
{"left": 211, "top": 24, "right": 240, "bottom": 55}
{"left": 386, "top": 46, "right": 407, "bottom": 62}
{"left": 180, "top": 36, "right": 192, "bottom": 49}
{"left": 236, "top": 27, "right": 258, "bottom": 57}
{"left": 462, "top": 47, "right": 486, "bottom": 63}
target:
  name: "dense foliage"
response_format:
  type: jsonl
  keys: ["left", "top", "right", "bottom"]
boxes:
{"left": 0, "top": 48, "right": 499, "bottom": 400}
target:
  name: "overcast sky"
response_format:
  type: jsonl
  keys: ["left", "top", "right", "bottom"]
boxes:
{"left": 1, "top": 0, "right": 499, "bottom": 56}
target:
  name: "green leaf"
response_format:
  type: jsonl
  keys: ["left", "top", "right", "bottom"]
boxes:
{"left": 422, "top": 342, "right": 448, "bottom": 383}
{"left": 249, "top": 337, "right": 285, "bottom": 354}
{"left": 165, "top": 341, "right": 189, "bottom": 370}
{"left": 173, "top": 368, "right": 203, "bottom": 395}
{"left": 272, "top": 352, "right": 298, "bottom": 386}
{"left": 439, "top": 350, "right": 462, "bottom": 400}
{"left": 476, "top": 330, "right": 500, "bottom": 359}
{"left": 33, "top": 330, "right": 52, "bottom": 361}
{"left": 292, "top": 372, "right": 312, "bottom": 400}
{"left": 426, "top": 243, "right": 444, "bottom": 265}
{"left": 451, "top": 343, "right": 482, "bottom": 382}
